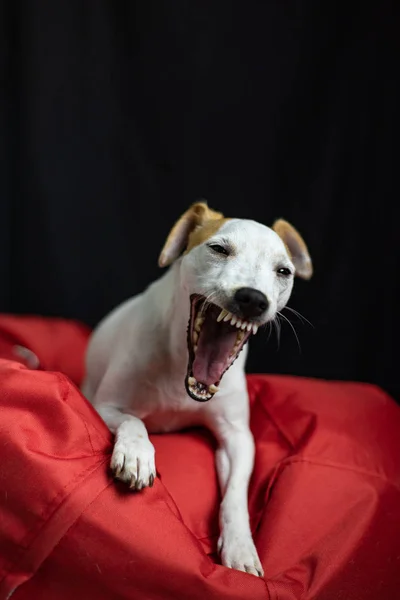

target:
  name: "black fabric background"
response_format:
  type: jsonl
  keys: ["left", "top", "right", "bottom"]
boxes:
{"left": 1, "top": 2, "right": 399, "bottom": 400}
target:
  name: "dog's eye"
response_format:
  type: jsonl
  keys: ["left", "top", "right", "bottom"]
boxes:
{"left": 277, "top": 267, "right": 292, "bottom": 276}
{"left": 209, "top": 244, "right": 229, "bottom": 256}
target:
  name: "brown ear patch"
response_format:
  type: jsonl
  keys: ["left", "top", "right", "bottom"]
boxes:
{"left": 158, "top": 201, "right": 228, "bottom": 267}
{"left": 272, "top": 219, "right": 313, "bottom": 280}
{"left": 185, "top": 217, "right": 231, "bottom": 253}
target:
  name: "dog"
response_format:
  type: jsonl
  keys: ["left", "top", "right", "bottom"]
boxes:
{"left": 81, "top": 201, "right": 312, "bottom": 577}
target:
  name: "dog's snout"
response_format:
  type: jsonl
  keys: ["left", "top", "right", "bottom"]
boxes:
{"left": 234, "top": 287, "right": 269, "bottom": 318}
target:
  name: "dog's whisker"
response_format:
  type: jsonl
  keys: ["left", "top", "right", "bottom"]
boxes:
{"left": 283, "top": 306, "right": 314, "bottom": 328}
{"left": 273, "top": 316, "right": 281, "bottom": 350}
{"left": 199, "top": 291, "right": 218, "bottom": 318}
{"left": 277, "top": 311, "right": 302, "bottom": 353}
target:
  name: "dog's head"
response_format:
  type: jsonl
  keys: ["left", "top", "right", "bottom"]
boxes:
{"left": 159, "top": 201, "right": 312, "bottom": 402}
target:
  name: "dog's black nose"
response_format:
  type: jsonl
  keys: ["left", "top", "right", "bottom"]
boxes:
{"left": 234, "top": 288, "right": 269, "bottom": 318}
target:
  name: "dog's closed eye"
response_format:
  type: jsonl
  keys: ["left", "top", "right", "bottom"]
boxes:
{"left": 208, "top": 243, "right": 230, "bottom": 256}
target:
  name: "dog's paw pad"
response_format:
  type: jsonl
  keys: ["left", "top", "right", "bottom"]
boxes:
{"left": 110, "top": 439, "right": 156, "bottom": 491}
{"left": 218, "top": 533, "right": 264, "bottom": 578}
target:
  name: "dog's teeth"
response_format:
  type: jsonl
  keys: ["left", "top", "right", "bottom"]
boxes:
{"left": 237, "top": 330, "right": 245, "bottom": 341}
{"left": 188, "top": 376, "right": 196, "bottom": 386}
{"left": 231, "top": 340, "right": 240, "bottom": 354}
{"left": 217, "top": 309, "right": 228, "bottom": 322}
{"left": 235, "top": 320, "right": 242, "bottom": 328}
{"left": 241, "top": 321, "right": 247, "bottom": 330}
{"left": 195, "top": 317, "right": 204, "bottom": 332}
{"left": 224, "top": 312, "right": 233, "bottom": 322}
{"left": 193, "top": 344, "right": 198, "bottom": 353}
{"left": 247, "top": 323, "right": 252, "bottom": 332}
{"left": 193, "top": 331, "right": 199, "bottom": 343}
{"left": 209, "top": 384, "right": 219, "bottom": 393}
{"left": 230, "top": 316, "right": 237, "bottom": 326}
{"left": 252, "top": 324, "right": 258, "bottom": 335}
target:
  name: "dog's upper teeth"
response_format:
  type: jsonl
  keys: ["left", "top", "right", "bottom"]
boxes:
{"left": 230, "top": 316, "right": 237, "bottom": 326}
{"left": 252, "top": 324, "right": 258, "bottom": 335}
{"left": 223, "top": 312, "right": 233, "bottom": 322}
{"left": 195, "top": 316, "right": 204, "bottom": 332}
{"left": 241, "top": 321, "right": 247, "bottom": 330}
{"left": 246, "top": 323, "right": 252, "bottom": 332}
{"left": 208, "top": 384, "right": 219, "bottom": 393}
{"left": 235, "top": 319, "right": 242, "bottom": 328}
{"left": 217, "top": 309, "right": 228, "bottom": 322}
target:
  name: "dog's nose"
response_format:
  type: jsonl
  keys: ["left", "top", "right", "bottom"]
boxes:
{"left": 234, "top": 287, "right": 269, "bottom": 318}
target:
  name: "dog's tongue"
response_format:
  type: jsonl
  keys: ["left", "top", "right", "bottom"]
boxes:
{"left": 192, "top": 318, "right": 237, "bottom": 386}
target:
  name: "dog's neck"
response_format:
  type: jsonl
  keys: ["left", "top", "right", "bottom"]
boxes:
{"left": 148, "top": 260, "right": 190, "bottom": 368}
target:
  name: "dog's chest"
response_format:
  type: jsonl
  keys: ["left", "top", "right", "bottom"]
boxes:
{"left": 129, "top": 376, "right": 208, "bottom": 434}
{"left": 143, "top": 408, "right": 202, "bottom": 434}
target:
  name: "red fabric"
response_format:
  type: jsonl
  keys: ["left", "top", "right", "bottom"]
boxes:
{"left": 0, "top": 316, "right": 399, "bottom": 599}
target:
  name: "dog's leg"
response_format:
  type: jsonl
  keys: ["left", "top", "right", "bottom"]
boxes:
{"left": 214, "top": 420, "right": 263, "bottom": 577}
{"left": 98, "top": 405, "right": 156, "bottom": 491}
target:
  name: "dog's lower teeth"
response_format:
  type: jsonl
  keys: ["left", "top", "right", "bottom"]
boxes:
{"left": 209, "top": 384, "right": 219, "bottom": 393}
{"left": 193, "top": 344, "right": 198, "bottom": 353}
{"left": 188, "top": 376, "right": 196, "bottom": 386}
{"left": 193, "top": 331, "right": 199, "bottom": 343}
{"left": 230, "top": 344, "right": 239, "bottom": 357}
{"left": 237, "top": 330, "right": 245, "bottom": 341}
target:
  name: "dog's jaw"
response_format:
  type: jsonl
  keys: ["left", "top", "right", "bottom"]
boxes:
{"left": 184, "top": 294, "right": 258, "bottom": 402}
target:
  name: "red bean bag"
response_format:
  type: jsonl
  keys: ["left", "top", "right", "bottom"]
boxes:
{"left": 0, "top": 315, "right": 399, "bottom": 600}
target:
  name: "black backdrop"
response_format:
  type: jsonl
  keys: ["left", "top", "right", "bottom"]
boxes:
{"left": 1, "top": 2, "right": 399, "bottom": 400}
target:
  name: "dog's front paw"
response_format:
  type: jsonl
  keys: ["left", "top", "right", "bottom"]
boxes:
{"left": 218, "top": 531, "right": 264, "bottom": 577}
{"left": 110, "top": 438, "right": 156, "bottom": 491}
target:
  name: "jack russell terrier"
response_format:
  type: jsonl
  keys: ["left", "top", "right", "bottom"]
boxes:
{"left": 82, "top": 201, "right": 312, "bottom": 577}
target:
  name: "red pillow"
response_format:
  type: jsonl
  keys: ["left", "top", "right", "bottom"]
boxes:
{"left": 0, "top": 315, "right": 399, "bottom": 599}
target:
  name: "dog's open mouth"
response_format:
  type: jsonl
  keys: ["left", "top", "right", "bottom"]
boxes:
{"left": 185, "top": 294, "right": 259, "bottom": 401}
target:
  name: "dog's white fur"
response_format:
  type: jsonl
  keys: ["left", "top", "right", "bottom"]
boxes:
{"left": 82, "top": 202, "right": 312, "bottom": 577}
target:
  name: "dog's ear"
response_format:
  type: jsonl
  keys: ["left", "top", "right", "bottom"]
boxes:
{"left": 158, "top": 201, "right": 224, "bottom": 267}
{"left": 272, "top": 219, "right": 313, "bottom": 280}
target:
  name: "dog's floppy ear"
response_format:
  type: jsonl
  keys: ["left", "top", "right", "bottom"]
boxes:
{"left": 272, "top": 219, "right": 313, "bottom": 280}
{"left": 158, "top": 201, "right": 223, "bottom": 267}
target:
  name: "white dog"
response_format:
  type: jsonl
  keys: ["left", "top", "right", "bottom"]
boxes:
{"left": 82, "top": 201, "right": 312, "bottom": 577}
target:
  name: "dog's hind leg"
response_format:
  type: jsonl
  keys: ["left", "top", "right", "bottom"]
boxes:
{"left": 213, "top": 418, "right": 264, "bottom": 577}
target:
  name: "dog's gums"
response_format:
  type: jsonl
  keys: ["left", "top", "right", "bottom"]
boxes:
{"left": 185, "top": 294, "right": 258, "bottom": 401}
